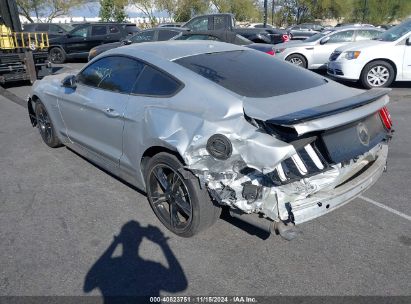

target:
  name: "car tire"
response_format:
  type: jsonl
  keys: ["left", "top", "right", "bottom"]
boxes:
{"left": 34, "top": 101, "right": 62, "bottom": 148}
{"left": 286, "top": 54, "right": 308, "bottom": 68}
{"left": 145, "top": 152, "right": 221, "bottom": 237}
{"left": 360, "top": 60, "right": 395, "bottom": 89}
{"left": 49, "top": 47, "right": 66, "bottom": 64}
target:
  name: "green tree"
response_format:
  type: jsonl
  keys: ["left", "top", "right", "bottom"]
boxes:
{"left": 155, "top": 0, "right": 209, "bottom": 22}
{"left": 99, "top": 0, "right": 127, "bottom": 22}
{"left": 211, "top": 0, "right": 261, "bottom": 21}
{"left": 17, "top": 0, "right": 87, "bottom": 22}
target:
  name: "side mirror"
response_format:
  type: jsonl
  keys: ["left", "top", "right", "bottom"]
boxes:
{"left": 58, "top": 30, "right": 64, "bottom": 34}
{"left": 122, "top": 39, "right": 132, "bottom": 45}
{"left": 61, "top": 75, "right": 77, "bottom": 89}
{"left": 320, "top": 36, "right": 330, "bottom": 45}
{"left": 406, "top": 37, "right": 411, "bottom": 46}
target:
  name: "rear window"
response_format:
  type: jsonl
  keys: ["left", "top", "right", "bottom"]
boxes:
{"left": 175, "top": 50, "right": 325, "bottom": 98}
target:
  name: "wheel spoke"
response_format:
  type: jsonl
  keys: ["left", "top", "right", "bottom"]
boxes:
{"left": 153, "top": 167, "right": 170, "bottom": 191}
{"left": 169, "top": 203, "right": 179, "bottom": 228}
{"left": 174, "top": 195, "right": 191, "bottom": 217}
{"left": 151, "top": 192, "right": 167, "bottom": 207}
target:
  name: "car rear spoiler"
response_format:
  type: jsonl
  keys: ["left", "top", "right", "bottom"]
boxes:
{"left": 267, "top": 88, "right": 390, "bottom": 126}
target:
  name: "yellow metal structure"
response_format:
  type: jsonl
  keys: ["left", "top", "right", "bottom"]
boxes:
{"left": 0, "top": 24, "right": 49, "bottom": 50}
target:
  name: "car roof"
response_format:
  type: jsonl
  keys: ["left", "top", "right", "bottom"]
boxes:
{"left": 106, "top": 40, "right": 245, "bottom": 61}
{"left": 333, "top": 25, "right": 382, "bottom": 31}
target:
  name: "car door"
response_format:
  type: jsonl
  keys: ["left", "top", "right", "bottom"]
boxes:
{"left": 120, "top": 63, "right": 183, "bottom": 185}
{"left": 57, "top": 56, "right": 144, "bottom": 169}
{"left": 65, "top": 25, "right": 91, "bottom": 54}
{"left": 403, "top": 34, "right": 411, "bottom": 79}
{"left": 312, "top": 30, "right": 354, "bottom": 68}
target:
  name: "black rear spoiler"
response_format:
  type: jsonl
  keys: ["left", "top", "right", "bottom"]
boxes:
{"left": 267, "top": 88, "right": 390, "bottom": 126}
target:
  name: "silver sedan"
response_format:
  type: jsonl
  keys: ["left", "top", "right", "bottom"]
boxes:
{"left": 28, "top": 41, "right": 392, "bottom": 239}
{"left": 274, "top": 26, "right": 384, "bottom": 69}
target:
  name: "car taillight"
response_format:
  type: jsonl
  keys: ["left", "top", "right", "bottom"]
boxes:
{"left": 266, "top": 50, "right": 275, "bottom": 56}
{"left": 379, "top": 106, "right": 392, "bottom": 130}
{"left": 282, "top": 34, "right": 290, "bottom": 42}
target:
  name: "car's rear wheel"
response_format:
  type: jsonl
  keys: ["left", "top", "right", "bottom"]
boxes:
{"left": 286, "top": 54, "right": 307, "bottom": 68}
{"left": 49, "top": 47, "right": 66, "bottom": 64}
{"left": 34, "top": 101, "right": 62, "bottom": 148}
{"left": 145, "top": 152, "right": 221, "bottom": 237}
{"left": 360, "top": 60, "right": 395, "bottom": 89}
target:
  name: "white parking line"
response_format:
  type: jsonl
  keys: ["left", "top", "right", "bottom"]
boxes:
{"left": 359, "top": 195, "right": 411, "bottom": 222}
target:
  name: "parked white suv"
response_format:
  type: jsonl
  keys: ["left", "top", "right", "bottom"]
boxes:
{"left": 328, "top": 19, "right": 411, "bottom": 88}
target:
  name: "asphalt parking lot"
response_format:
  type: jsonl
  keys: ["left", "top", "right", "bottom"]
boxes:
{"left": 0, "top": 62, "right": 410, "bottom": 299}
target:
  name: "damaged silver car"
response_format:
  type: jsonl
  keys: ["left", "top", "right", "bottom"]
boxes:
{"left": 27, "top": 41, "right": 393, "bottom": 239}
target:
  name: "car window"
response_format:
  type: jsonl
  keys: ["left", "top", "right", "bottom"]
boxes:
{"left": 49, "top": 24, "right": 62, "bottom": 33}
{"left": 108, "top": 25, "right": 119, "bottom": 34}
{"left": 92, "top": 25, "right": 107, "bottom": 36}
{"left": 185, "top": 17, "right": 209, "bottom": 31}
{"left": 130, "top": 30, "right": 155, "bottom": 43}
{"left": 175, "top": 50, "right": 325, "bottom": 98}
{"left": 23, "top": 24, "right": 36, "bottom": 32}
{"left": 235, "top": 34, "right": 252, "bottom": 45}
{"left": 71, "top": 26, "right": 89, "bottom": 38}
{"left": 327, "top": 30, "right": 354, "bottom": 43}
{"left": 213, "top": 16, "right": 226, "bottom": 30}
{"left": 177, "top": 34, "right": 221, "bottom": 41}
{"left": 356, "top": 29, "right": 382, "bottom": 41}
{"left": 132, "top": 65, "right": 181, "bottom": 96}
{"left": 36, "top": 24, "right": 49, "bottom": 31}
{"left": 77, "top": 56, "right": 144, "bottom": 94}
{"left": 157, "top": 30, "right": 180, "bottom": 41}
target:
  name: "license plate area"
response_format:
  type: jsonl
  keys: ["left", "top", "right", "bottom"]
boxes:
{"left": 321, "top": 113, "right": 387, "bottom": 164}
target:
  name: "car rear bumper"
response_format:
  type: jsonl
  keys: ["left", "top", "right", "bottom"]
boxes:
{"left": 280, "top": 143, "right": 388, "bottom": 224}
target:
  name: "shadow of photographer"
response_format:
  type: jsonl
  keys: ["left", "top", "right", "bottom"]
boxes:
{"left": 83, "top": 221, "right": 187, "bottom": 302}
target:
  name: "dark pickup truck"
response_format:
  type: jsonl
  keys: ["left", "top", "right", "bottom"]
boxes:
{"left": 182, "top": 13, "right": 289, "bottom": 44}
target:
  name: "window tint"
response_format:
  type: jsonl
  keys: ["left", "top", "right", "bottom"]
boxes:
{"left": 175, "top": 50, "right": 325, "bottom": 98}
{"left": 185, "top": 17, "right": 209, "bottom": 31}
{"left": 49, "top": 24, "right": 62, "bottom": 32}
{"left": 133, "top": 65, "right": 181, "bottom": 96}
{"left": 328, "top": 30, "right": 354, "bottom": 43}
{"left": 109, "top": 25, "right": 119, "bottom": 34}
{"left": 177, "top": 34, "right": 220, "bottom": 41}
{"left": 157, "top": 30, "right": 179, "bottom": 41}
{"left": 130, "top": 30, "right": 155, "bottom": 43}
{"left": 78, "top": 56, "right": 144, "bottom": 94}
{"left": 92, "top": 25, "right": 107, "bottom": 36}
{"left": 71, "top": 26, "right": 89, "bottom": 37}
{"left": 36, "top": 24, "right": 49, "bottom": 31}
{"left": 356, "top": 29, "right": 382, "bottom": 41}
{"left": 23, "top": 24, "right": 36, "bottom": 32}
{"left": 213, "top": 16, "right": 226, "bottom": 30}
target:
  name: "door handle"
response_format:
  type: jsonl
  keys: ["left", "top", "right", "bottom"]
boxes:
{"left": 103, "top": 108, "right": 120, "bottom": 118}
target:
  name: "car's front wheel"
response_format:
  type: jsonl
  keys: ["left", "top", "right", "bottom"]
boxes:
{"left": 360, "top": 60, "right": 395, "bottom": 89}
{"left": 145, "top": 152, "right": 221, "bottom": 237}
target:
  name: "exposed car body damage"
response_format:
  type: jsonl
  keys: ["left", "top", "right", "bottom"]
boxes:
{"left": 28, "top": 41, "right": 392, "bottom": 237}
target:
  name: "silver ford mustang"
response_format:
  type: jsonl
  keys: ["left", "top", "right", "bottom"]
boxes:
{"left": 28, "top": 41, "right": 393, "bottom": 239}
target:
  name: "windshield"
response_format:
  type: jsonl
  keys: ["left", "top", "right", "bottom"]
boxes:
{"left": 304, "top": 30, "right": 334, "bottom": 42}
{"left": 376, "top": 19, "right": 411, "bottom": 41}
